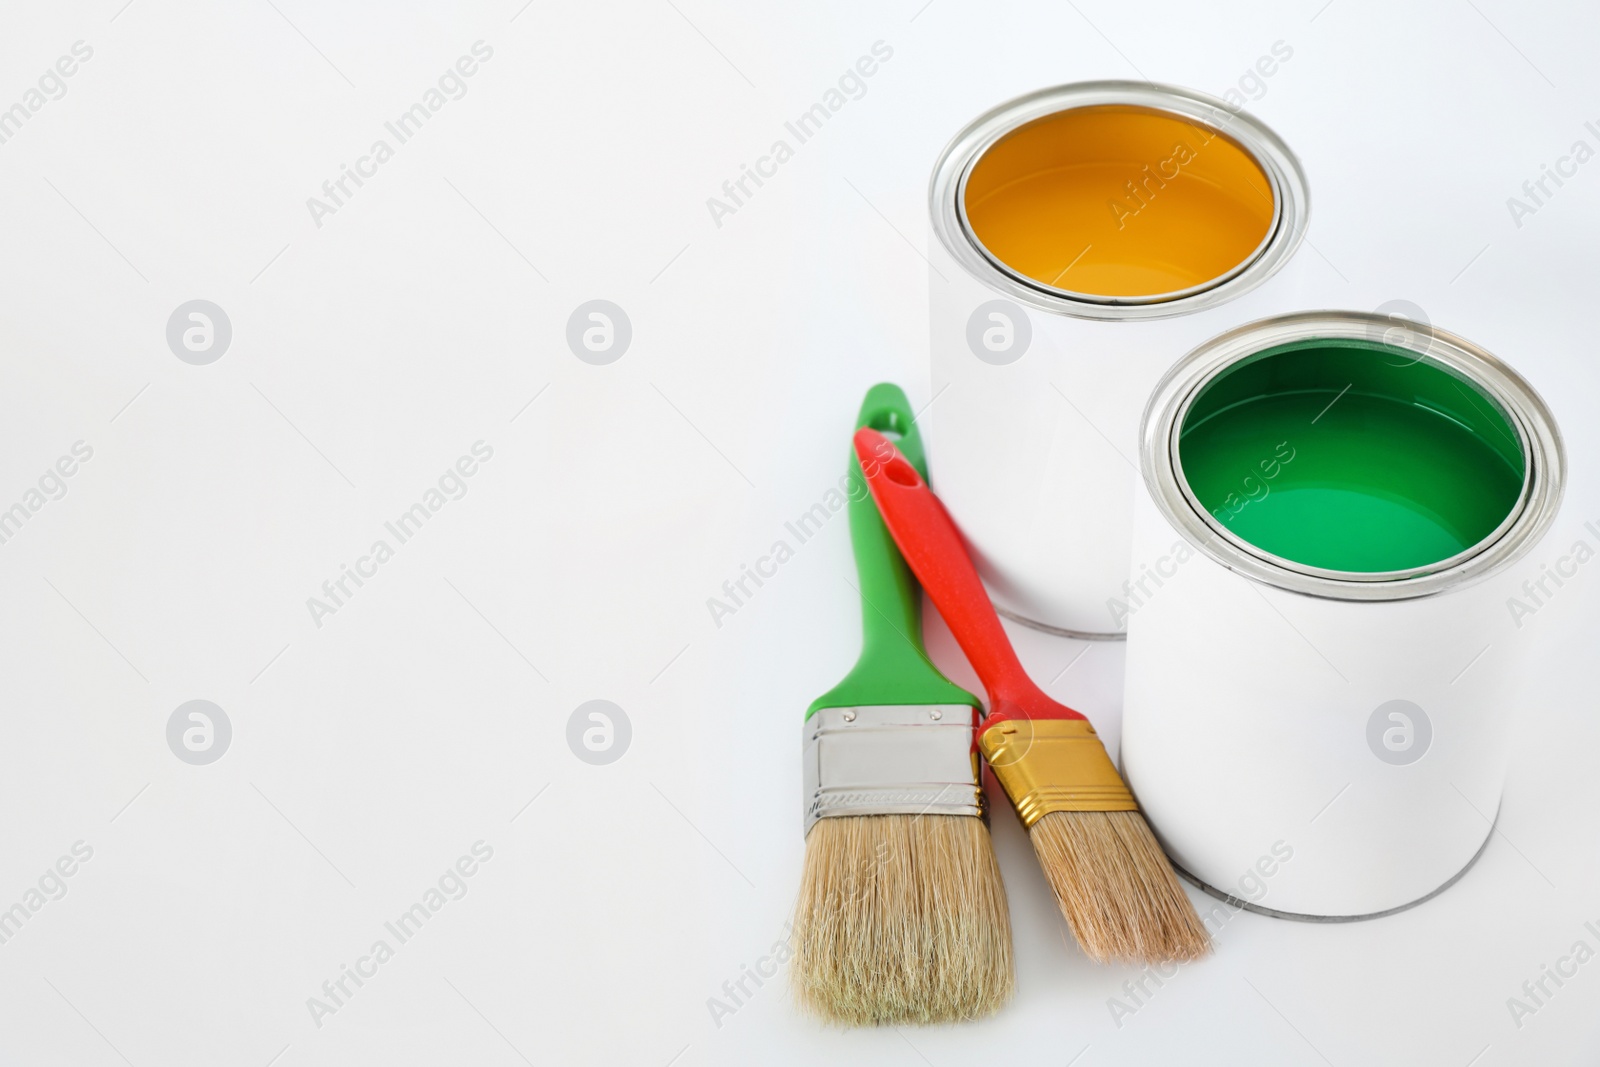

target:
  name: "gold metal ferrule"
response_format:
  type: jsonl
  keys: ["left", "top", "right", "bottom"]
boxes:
{"left": 978, "top": 718, "right": 1137, "bottom": 828}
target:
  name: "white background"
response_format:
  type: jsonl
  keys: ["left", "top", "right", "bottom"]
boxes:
{"left": 0, "top": 0, "right": 1596, "bottom": 1064}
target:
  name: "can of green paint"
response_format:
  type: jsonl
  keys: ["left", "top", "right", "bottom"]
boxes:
{"left": 1125, "top": 310, "right": 1565, "bottom": 920}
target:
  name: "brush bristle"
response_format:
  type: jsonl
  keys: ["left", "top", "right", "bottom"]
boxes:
{"left": 1028, "top": 809, "right": 1211, "bottom": 965}
{"left": 791, "top": 814, "right": 1014, "bottom": 1026}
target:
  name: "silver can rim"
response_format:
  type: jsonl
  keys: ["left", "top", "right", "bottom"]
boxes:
{"left": 928, "top": 80, "right": 1310, "bottom": 321}
{"left": 1139, "top": 310, "right": 1566, "bottom": 601}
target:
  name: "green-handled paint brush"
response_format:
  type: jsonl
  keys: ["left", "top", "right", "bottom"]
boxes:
{"left": 791, "top": 383, "right": 1014, "bottom": 1026}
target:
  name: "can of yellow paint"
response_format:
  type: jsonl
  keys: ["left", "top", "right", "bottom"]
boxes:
{"left": 928, "top": 81, "right": 1311, "bottom": 636}
{"left": 1124, "top": 311, "right": 1565, "bottom": 919}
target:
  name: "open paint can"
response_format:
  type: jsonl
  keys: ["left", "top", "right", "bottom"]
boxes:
{"left": 928, "top": 81, "right": 1311, "bottom": 637}
{"left": 1123, "top": 311, "right": 1564, "bottom": 920}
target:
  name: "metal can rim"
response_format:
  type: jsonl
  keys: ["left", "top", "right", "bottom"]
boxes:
{"left": 928, "top": 80, "right": 1311, "bottom": 321}
{"left": 1139, "top": 310, "right": 1567, "bottom": 601}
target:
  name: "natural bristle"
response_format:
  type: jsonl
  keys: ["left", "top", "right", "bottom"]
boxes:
{"left": 791, "top": 814, "right": 1014, "bottom": 1026}
{"left": 1028, "top": 809, "right": 1211, "bottom": 965}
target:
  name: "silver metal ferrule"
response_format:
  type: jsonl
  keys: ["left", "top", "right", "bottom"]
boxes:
{"left": 801, "top": 705, "right": 984, "bottom": 836}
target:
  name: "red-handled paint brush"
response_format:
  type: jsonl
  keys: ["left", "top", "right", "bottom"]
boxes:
{"left": 854, "top": 427, "right": 1210, "bottom": 964}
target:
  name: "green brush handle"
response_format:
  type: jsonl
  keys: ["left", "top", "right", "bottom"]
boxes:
{"left": 807, "top": 383, "right": 979, "bottom": 716}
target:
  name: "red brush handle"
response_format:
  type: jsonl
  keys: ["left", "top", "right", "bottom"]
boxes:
{"left": 853, "top": 428, "right": 1083, "bottom": 724}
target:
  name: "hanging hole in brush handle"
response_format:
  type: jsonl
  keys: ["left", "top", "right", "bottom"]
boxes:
{"left": 854, "top": 427, "right": 1076, "bottom": 723}
{"left": 869, "top": 405, "right": 905, "bottom": 437}
{"left": 881, "top": 453, "right": 921, "bottom": 487}
{"left": 858, "top": 390, "right": 914, "bottom": 451}
{"left": 866, "top": 410, "right": 905, "bottom": 441}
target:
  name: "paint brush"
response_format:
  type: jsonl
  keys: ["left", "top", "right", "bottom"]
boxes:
{"left": 792, "top": 384, "right": 1014, "bottom": 1025}
{"left": 854, "top": 427, "right": 1210, "bottom": 965}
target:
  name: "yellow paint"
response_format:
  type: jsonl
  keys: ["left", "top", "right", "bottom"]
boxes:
{"left": 963, "top": 105, "right": 1276, "bottom": 299}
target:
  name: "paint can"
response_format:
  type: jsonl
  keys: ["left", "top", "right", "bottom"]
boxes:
{"left": 1123, "top": 310, "right": 1565, "bottom": 920}
{"left": 928, "top": 80, "right": 1312, "bottom": 637}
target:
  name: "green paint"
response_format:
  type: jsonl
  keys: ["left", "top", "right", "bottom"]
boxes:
{"left": 1178, "top": 338, "right": 1526, "bottom": 573}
